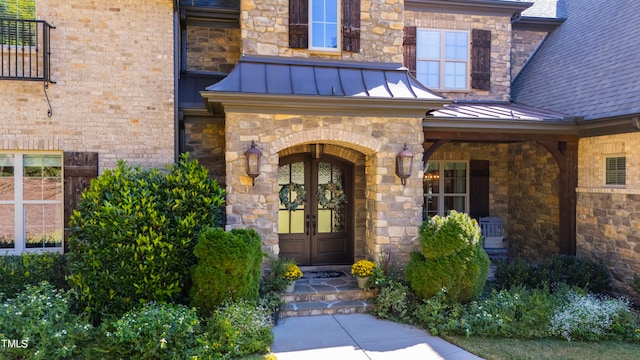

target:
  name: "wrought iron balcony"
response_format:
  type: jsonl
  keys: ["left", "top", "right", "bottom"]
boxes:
{"left": 1, "top": 18, "right": 54, "bottom": 82}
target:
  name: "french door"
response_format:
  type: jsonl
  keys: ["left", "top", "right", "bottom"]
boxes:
{"left": 278, "top": 154, "right": 353, "bottom": 265}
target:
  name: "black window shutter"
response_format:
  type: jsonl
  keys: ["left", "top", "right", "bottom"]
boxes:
{"left": 342, "top": 0, "right": 360, "bottom": 52}
{"left": 63, "top": 152, "right": 99, "bottom": 251}
{"left": 289, "top": 0, "right": 308, "bottom": 48}
{"left": 403, "top": 26, "right": 417, "bottom": 76}
{"left": 471, "top": 29, "right": 491, "bottom": 90}
{"left": 469, "top": 159, "right": 490, "bottom": 220}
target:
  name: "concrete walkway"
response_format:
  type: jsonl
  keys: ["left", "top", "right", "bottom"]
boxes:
{"left": 271, "top": 313, "right": 483, "bottom": 360}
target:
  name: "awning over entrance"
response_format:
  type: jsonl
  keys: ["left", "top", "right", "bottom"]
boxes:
{"left": 201, "top": 55, "right": 450, "bottom": 117}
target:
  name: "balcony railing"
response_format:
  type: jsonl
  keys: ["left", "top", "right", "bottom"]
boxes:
{"left": 1, "top": 18, "right": 54, "bottom": 82}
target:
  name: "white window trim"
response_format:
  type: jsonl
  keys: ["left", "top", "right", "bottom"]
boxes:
{"left": 416, "top": 28, "right": 470, "bottom": 91}
{"left": 0, "top": 151, "right": 64, "bottom": 254}
{"left": 424, "top": 160, "right": 469, "bottom": 218}
{"left": 604, "top": 155, "right": 626, "bottom": 188}
{"left": 308, "top": 0, "right": 341, "bottom": 52}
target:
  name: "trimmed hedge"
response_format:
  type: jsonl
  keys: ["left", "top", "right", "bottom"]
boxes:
{"left": 0, "top": 252, "right": 68, "bottom": 298}
{"left": 190, "top": 228, "right": 263, "bottom": 315}
{"left": 494, "top": 255, "right": 612, "bottom": 294}
{"left": 406, "top": 211, "right": 490, "bottom": 303}
{"left": 67, "top": 154, "right": 225, "bottom": 322}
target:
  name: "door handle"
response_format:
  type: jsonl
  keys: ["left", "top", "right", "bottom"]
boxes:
{"left": 312, "top": 215, "right": 317, "bottom": 235}
{"left": 306, "top": 215, "right": 310, "bottom": 235}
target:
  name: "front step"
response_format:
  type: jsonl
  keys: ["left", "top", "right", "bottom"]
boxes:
{"left": 280, "top": 268, "right": 377, "bottom": 318}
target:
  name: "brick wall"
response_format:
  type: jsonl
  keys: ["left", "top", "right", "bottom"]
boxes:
{"left": 0, "top": 0, "right": 175, "bottom": 170}
{"left": 576, "top": 134, "right": 640, "bottom": 301}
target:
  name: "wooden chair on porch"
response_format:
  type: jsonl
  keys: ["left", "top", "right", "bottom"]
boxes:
{"left": 479, "top": 217, "right": 509, "bottom": 261}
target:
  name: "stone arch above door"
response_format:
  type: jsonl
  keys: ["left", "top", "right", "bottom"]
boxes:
{"left": 270, "top": 129, "right": 382, "bottom": 156}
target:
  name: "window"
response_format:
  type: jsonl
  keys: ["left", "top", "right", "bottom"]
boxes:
{"left": 423, "top": 161, "right": 468, "bottom": 219}
{"left": 289, "top": 0, "right": 360, "bottom": 52}
{"left": 310, "top": 0, "right": 338, "bottom": 50}
{"left": 0, "top": 152, "right": 63, "bottom": 252}
{"left": 1, "top": 0, "right": 36, "bottom": 47}
{"left": 605, "top": 156, "right": 626, "bottom": 186}
{"left": 0, "top": 0, "right": 35, "bottom": 19}
{"left": 404, "top": 27, "right": 491, "bottom": 91}
{"left": 416, "top": 29, "right": 468, "bottom": 90}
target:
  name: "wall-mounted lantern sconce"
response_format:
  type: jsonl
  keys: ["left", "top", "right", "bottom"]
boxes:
{"left": 245, "top": 140, "right": 262, "bottom": 185}
{"left": 396, "top": 143, "right": 413, "bottom": 186}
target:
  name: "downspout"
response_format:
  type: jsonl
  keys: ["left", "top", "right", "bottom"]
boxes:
{"left": 173, "top": 1, "right": 180, "bottom": 163}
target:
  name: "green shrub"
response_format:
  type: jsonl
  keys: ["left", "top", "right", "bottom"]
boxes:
{"left": 413, "top": 289, "right": 466, "bottom": 336}
{"left": 104, "top": 302, "right": 201, "bottom": 360}
{"left": 461, "top": 286, "right": 557, "bottom": 338}
{"left": 374, "top": 280, "right": 412, "bottom": 321}
{"left": 190, "top": 228, "right": 262, "bottom": 315}
{"left": 540, "top": 255, "right": 611, "bottom": 293}
{"left": 0, "top": 282, "right": 94, "bottom": 360}
{"left": 494, "top": 259, "right": 541, "bottom": 289}
{"left": 67, "top": 154, "right": 225, "bottom": 322}
{"left": 199, "top": 300, "right": 274, "bottom": 359}
{"left": 0, "top": 252, "right": 68, "bottom": 298}
{"left": 495, "top": 255, "right": 612, "bottom": 294}
{"left": 406, "top": 211, "right": 490, "bottom": 304}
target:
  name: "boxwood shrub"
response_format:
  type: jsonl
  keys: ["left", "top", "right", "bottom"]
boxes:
{"left": 67, "top": 154, "right": 225, "bottom": 322}
{"left": 406, "top": 211, "right": 490, "bottom": 303}
{"left": 190, "top": 228, "right": 262, "bottom": 315}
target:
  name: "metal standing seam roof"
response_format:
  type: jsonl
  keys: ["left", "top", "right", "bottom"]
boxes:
{"left": 204, "top": 55, "right": 446, "bottom": 101}
{"left": 428, "top": 101, "right": 576, "bottom": 122}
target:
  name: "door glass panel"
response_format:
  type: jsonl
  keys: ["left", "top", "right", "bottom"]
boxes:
{"left": 317, "top": 209, "right": 331, "bottom": 232}
{"left": 278, "top": 162, "right": 305, "bottom": 234}
{"left": 317, "top": 161, "right": 345, "bottom": 233}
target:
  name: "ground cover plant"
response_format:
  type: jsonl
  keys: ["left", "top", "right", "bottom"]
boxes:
{"left": 0, "top": 281, "right": 94, "bottom": 360}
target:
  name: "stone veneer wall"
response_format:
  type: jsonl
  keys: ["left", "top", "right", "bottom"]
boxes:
{"left": 508, "top": 142, "right": 560, "bottom": 259}
{"left": 404, "top": 11, "right": 512, "bottom": 101}
{"left": 0, "top": 0, "right": 175, "bottom": 170}
{"left": 186, "top": 27, "right": 241, "bottom": 72}
{"left": 426, "top": 142, "right": 510, "bottom": 222}
{"left": 240, "top": 0, "right": 404, "bottom": 63}
{"left": 576, "top": 134, "right": 640, "bottom": 301}
{"left": 183, "top": 122, "right": 227, "bottom": 185}
{"left": 511, "top": 29, "right": 547, "bottom": 79}
{"left": 223, "top": 112, "right": 424, "bottom": 263}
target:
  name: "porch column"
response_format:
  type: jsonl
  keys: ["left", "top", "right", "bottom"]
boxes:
{"left": 539, "top": 139, "right": 579, "bottom": 255}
